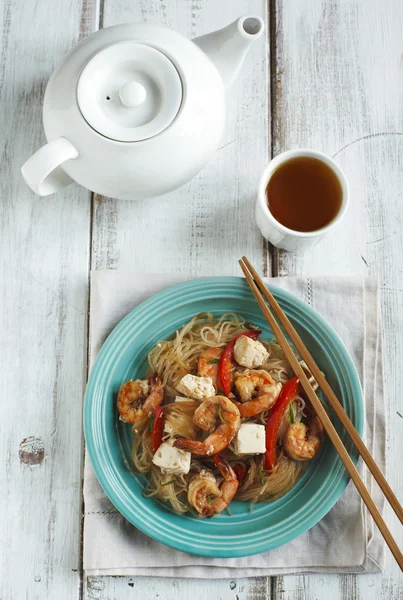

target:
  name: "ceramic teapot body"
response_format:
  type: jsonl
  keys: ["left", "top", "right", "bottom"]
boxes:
{"left": 22, "top": 17, "right": 264, "bottom": 200}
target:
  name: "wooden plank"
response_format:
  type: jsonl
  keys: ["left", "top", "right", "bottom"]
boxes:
{"left": 86, "top": 0, "right": 269, "bottom": 598}
{"left": 85, "top": 576, "right": 270, "bottom": 600}
{"left": 92, "top": 0, "right": 269, "bottom": 277}
{"left": 0, "top": 0, "right": 97, "bottom": 598}
{"left": 271, "top": 0, "right": 403, "bottom": 598}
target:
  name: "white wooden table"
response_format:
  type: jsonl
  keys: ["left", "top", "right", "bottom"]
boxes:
{"left": 2, "top": 0, "right": 402, "bottom": 598}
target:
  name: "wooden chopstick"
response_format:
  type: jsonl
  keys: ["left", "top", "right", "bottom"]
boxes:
{"left": 242, "top": 255, "right": 403, "bottom": 527}
{"left": 239, "top": 257, "right": 403, "bottom": 571}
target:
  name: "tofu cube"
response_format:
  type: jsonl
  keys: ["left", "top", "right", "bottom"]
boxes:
{"left": 233, "top": 336, "right": 269, "bottom": 369}
{"left": 233, "top": 423, "right": 266, "bottom": 456}
{"left": 176, "top": 374, "right": 215, "bottom": 401}
{"left": 152, "top": 440, "right": 191, "bottom": 474}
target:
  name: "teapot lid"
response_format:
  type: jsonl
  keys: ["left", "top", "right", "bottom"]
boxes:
{"left": 77, "top": 42, "right": 182, "bottom": 142}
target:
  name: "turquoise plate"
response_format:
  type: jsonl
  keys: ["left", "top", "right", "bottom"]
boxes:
{"left": 84, "top": 277, "right": 363, "bottom": 557}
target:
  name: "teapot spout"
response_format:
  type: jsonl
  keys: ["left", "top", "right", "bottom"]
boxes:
{"left": 193, "top": 16, "right": 264, "bottom": 88}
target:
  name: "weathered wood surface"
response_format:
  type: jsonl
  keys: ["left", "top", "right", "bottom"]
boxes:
{"left": 2, "top": 0, "right": 403, "bottom": 598}
{"left": 271, "top": 1, "right": 403, "bottom": 599}
{"left": 85, "top": 575, "right": 271, "bottom": 600}
{"left": 92, "top": 0, "right": 268, "bottom": 277}
{"left": 0, "top": 0, "right": 96, "bottom": 599}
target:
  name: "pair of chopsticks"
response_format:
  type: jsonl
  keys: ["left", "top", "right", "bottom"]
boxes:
{"left": 239, "top": 256, "right": 403, "bottom": 571}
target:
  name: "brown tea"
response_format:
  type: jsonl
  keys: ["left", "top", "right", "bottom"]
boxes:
{"left": 266, "top": 156, "right": 342, "bottom": 232}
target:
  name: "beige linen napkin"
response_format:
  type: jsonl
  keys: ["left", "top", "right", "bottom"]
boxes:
{"left": 84, "top": 272, "right": 386, "bottom": 576}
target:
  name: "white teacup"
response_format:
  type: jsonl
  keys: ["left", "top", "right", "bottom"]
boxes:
{"left": 255, "top": 149, "right": 349, "bottom": 252}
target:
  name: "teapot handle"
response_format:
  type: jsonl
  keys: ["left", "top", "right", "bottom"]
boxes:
{"left": 21, "top": 137, "right": 78, "bottom": 196}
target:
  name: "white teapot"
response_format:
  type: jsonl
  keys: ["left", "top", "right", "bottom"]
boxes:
{"left": 21, "top": 16, "right": 264, "bottom": 200}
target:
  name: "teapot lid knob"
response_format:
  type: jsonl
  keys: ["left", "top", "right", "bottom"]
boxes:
{"left": 119, "top": 81, "right": 147, "bottom": 108}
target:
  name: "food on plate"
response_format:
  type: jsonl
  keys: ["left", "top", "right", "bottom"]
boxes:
{"left": 233, "top": 370, "right": 282, "bottom": 417}
{"left": 283, "top": 412, "right": 324, "bottom": 461}
{"left": 176, "top": 374, "right": 216, "bottom": 401}
{"left": 174, "top": 396, "right": 241, "bottom": 455}
{"left": 188, "top": 455, "right": 238, "bottom": 517}
{"left": 117, "top": 313, "right": 325, "bottom": 517}
{"left": 233, "top": 423, "right": 266, "bottom": 456}
{"left": 233, "top": 335, "right": 269, "bottom": 369}
{"left": 197, "top": 346, "right": 222, "bottom": 388}
{"left": 117, "top": 373, "right": 163, "bottom": 428}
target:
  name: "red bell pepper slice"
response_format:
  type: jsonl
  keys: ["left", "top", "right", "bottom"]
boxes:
{"left": 151, "top": 407, "right": 164, "bottom": 454}
{"left": 265, "top": 377, "right": 299, "bottom": 471}
{"left": 232, "top": 465, "right": 247, "bottom": 486}
{"left": 219, "top": 330, "right": 262, "bottom": 396}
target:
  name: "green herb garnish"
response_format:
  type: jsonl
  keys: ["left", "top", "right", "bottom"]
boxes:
{"left": 225, "top": 507, "right": 232, "bottom": 516}
{"left": 289, "top": 404, "right": 295, "bottom": 424}
{"left": 207, "top": 358, "right": 220, "bottom": 364}
{"left": 206, "top": 494, "right": 214, "bottom": 506}
{"left": 161, "top": 479, "right": 176, "bottom": 487}
{"left": 257, "top": 466, "right": 264, "bottom": 486}
{"left": 149, "top": 414, "right": 155, "bottom": 430}
{"left": 216, "top": 403, "right": 226, "bottom": 423}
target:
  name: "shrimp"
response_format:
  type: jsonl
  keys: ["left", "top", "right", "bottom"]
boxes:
{"left": 174, "top": 396, "right": 240, "bottom": 455}
{"left": 117, "top": 373, "right": 164, "bottom": 426}
{"left": 283, "top": 414, "right": 324, "bottom": 461}
{"left": 234, "top": 370, "right": 282, "bottom": 417}
{"left": 198, "top": 347, "right": 222, "bottom": 390}
{"left": 187, "top": 455, "right": 239, "bottom": 517}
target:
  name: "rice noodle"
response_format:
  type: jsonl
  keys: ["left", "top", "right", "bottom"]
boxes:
{"left": 236, "top": 454, "right": 303, "bottom": 503}
{"left": 148, "top": 313, "right": 248, "bottom": 397}
{"left": 131, "top": 314, "right": 317, "bottom": 515}
{"left": 163, "top": 400, "right": 198, "bottom": 438}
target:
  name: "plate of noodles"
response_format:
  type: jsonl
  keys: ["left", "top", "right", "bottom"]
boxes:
{"left": 84, "top": 276, "right": 363, "bottom": 557}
